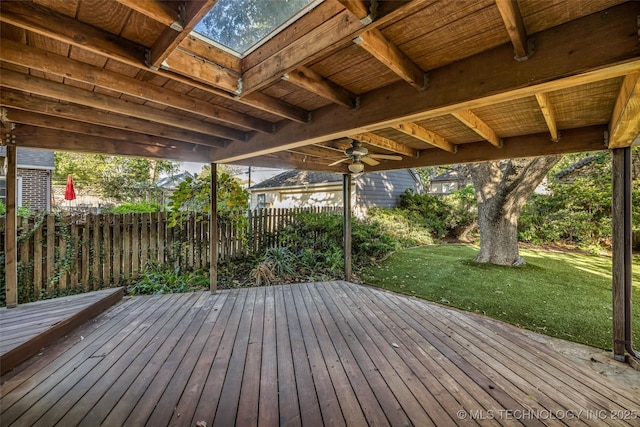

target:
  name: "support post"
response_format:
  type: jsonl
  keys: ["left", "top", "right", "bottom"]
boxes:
{"left": 5, "top": 143, "right": 17, "bottom": 308}
{"left": 210, "top": 163, "right": 217, "bottom": 293}
{"left": 343, "top": 173, "right": 352, "bottom": 281}
{"left": 612, "top": 147, "right": 632, "bottom": 360}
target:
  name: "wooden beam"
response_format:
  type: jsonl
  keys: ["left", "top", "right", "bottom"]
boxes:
{"left": 367, "top": 125, "right": 607, "bottom": 171}
{"left": 212, "top": 3, "right": 640, "bottom": 163}
{"left": 179, "top": 34, "right": 242, "bottom": 73}
{"left": 4, "top": 109, "right": 209, "bottom": 150}
{"left": 230, "top": 152, "right": 342, "bottom": 173}
{"left": 452, "top": 110, "right": 502, "bottom": 148}
{"left": 0, "top": 69, "right": 247, "bottom": 142}
{"left": 354, "top": 28, "right": 426, "bottom": 90}
{"left": 114, "top": 0, "right": 182, "bottom": 29}
{"left": 393, "top": 123, "right": 457, "bottom": 153}
{"left": 495, "top": 0, "right": 529, "bottom": 60}
{"left": 10, "top": 125, "right": 215, "bottom": 163}
{"left": 609, "top": 72, "right": 640, "bottom": 148}
{"left": 0, "top": 0, "right": 305, "bottom": 122}
{"left": 534, "top": 92, "right": 560, "bottom": 142}
{"left": 0, "top": 39, "right": 271, "bottom": 133}
{"left": 210, "top": 162, "right": 218, "bottom": 293}
{"left": 282, "top": 66, "right": 358, "bottom": 108}
{"left": 162, "top": 48, "right": 240, "bottom": 94}
{"left": 147, "top": 0, "right": 217, "bottom": 69}
{"left": 350, "top": 132, "right": 419, "bottom": 157}
{"left": 4, "top": 143, "right": 17, "bottom": 308}
{"left": 0, "top": 89, "right": 228, "bottom": 148}
{"left": 336, "top": 0, "right": 374, "bottom": 23}
{"left": 241, "top": 0, "right": 429, "bottom": 95}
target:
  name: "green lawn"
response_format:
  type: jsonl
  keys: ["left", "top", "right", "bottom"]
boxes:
{"left": 360, "top": 244, "right": 640, "bottom": 350}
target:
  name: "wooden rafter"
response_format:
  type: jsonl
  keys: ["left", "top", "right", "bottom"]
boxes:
{"left": 0, "top": 88, "right": 229, "bottom": 148}
{"left": 114, "top": 0, "right": 182, "bottom": 29}
{"left": 0, "top": 69, "right": 247, "bottom": 142}
{"left": 0, "top": 0, "right": 306, "bottom": 122}
{"left": 179, "top": 35, "right": 241, "bottom": 73}
{"left": 0, "top": 39, "right": 271, "bottom": 133}
{"left": 163, "top": 49, "right": 240, "bottom": 94}
{"left": 12, "top": 125, "right": 216, "bottom": 163}
{"left": 350, "top": 132, "right": 419, "bottom": 157}
{"left": 534, "top": 92, "right": 559, "bottom": 142}
{"left": 147, "top": 0, "right": 218, "bottom": 69}
{"left": 287, "top": 144, "right": 343, "bottom": 159}
{"left": 367, "top": 126, "right": 607, "bottom": 171}
{"left": 609, "top": 72, "right": 640, "bottom": 149}
{"left": 451, "top": 110, "right": 502, "bottom": 148}
{"left": 354, "top": 28, "right": 426, "bottom": 90}
{"left": 495, "top": 0, "right": 529, "bottom": 60}
{"left": 212, "top": 5, "right": 640, "bottom": 163}
{"left": 393, "top": 123, "right": 457, "bottom": 153}
{"left": 336, "top": 0, "right": 374, "bottom": 24}
{"left": 282, "top": 66, "right": 358, "bottom": 109}
{"left": 240, "top": 0, "right": 429, "bottom": 94}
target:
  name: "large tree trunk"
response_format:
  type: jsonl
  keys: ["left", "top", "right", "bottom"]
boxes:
{"left": 468, "top": 155, "right": 562, "bottom": 266}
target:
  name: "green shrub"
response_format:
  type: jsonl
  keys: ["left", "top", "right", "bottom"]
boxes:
{"left": 110, "top": 202, "right": 161, "bottom": 214}
{"left": 128, "top": 263, "right": 209, "bottom": 295}
{"left": 0, "top": 201, "right": 5, "bottom": 215}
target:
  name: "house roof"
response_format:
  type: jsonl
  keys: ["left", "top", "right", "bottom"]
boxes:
{"left": 554, "top": 155, "right": 602, "bottom": 180}
{"left": 431, "top": 169, "right": 464, "bottom": 182}
{"left": 250, "top": 170, "right": 341, "bottom": 190}
{"left": 0, "top": 1, "right": 638, "bottom": 173}
{"left": 156, "top": 171, "right": 194, "bottom": 189}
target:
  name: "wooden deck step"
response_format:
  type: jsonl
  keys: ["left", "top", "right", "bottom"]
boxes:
{"left": 0, "top": 288, "right": 124, "bottom": 375}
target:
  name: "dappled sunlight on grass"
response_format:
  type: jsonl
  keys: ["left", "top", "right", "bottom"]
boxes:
{"left": 361, "top": 244, "right": 640, "bottom": 350}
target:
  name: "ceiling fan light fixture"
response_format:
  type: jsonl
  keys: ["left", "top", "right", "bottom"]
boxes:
{"left": 348, "top": 161, "right": 365, "bottom": 174}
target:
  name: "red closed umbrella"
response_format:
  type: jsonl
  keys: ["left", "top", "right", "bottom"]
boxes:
{"left": 64, "top": 174, "right": 76, "bottom": 201}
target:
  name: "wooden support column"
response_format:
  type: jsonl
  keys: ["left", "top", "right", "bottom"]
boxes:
{"left": 612, "top": 147, "right": 632, "bottom": 360}
{"left": 343, "top": 173, "right": 352, "bottom": 281}
{"left": 5, "top": 143, "right": 17, "bottom": 308}
{"left": 210, "top": 163, "right": 218, "bottom": 293}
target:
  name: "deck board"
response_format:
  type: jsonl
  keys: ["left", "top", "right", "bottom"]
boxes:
{"left": 1, "top": 282, "right": 638, "bottom": 426}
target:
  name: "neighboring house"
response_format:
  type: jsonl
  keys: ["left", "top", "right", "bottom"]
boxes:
{"left": 428, "top": 168, "right": 469, "bottom": 195}
{"left": 0, "top": 147, "right": 54, "bottom": 211}
{"left": 249, "top": 169, "right": 423, "bottom": 218}
{"left": 156, "top": 171, "right": 194, "bottom": 207}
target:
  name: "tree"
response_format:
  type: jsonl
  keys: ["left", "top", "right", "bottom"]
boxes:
{"left": 468, "top": 155, "right": 561, "bottom": 266}
{"left": 54, "top": 153, "right": 178, "bottom": 202}
{"left": 167, "top": 165, "right": 249, "bottom": 225}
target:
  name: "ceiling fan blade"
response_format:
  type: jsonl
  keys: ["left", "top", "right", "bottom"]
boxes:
{"left": 369, "top": 154, "right": 403, "bottom": 161}
{"left": 361, "top": 157, "right": 380, "bottom": 166}
{"left": 328, "top": 158, "right": 350, "bottom": 166}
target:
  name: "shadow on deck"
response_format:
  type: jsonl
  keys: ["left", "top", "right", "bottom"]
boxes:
{"left": 0, "top": 287, "right": 124, "bottom": 375}
{"left": 1, "top": 282, "right": 637, "bottom": 426}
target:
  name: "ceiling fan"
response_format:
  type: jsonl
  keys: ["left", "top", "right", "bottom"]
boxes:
{"left": 328, "top": 139, "right": 402, "bottom": 173}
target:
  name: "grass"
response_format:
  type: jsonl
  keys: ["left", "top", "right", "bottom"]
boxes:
{"left": 360, "top": 244, "right": 640, "bottom": 350}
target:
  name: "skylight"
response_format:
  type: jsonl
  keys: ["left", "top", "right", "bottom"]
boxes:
{"left": 193, "top": 0, "right": 319, "bottom": 56}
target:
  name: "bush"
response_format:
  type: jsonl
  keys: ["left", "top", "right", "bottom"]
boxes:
{"left": 110, "top": 202, "right": 161, "bottom": 214}
{"left": 128, "top": 263, "right": 209, "bottom": 295}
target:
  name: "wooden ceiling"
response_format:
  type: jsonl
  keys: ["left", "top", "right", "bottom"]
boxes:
{"left": 1, "top": 0, "right": 639, "bottom": 173}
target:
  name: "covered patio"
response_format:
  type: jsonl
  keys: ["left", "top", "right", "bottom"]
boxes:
{"left": 2, "top": 281, "right": 638, "bottom": 426}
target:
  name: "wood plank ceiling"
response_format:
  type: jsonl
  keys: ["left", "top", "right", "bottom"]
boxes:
{"left": 1, "top": 0, "right": 639, "bottom": 174}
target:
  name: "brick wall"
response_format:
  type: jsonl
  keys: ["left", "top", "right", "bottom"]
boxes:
{"left": 17, "top": 169, "right": 51, "bottom": 211}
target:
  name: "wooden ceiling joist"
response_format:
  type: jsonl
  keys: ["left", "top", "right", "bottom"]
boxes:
{"left": 350, "top": 132, "right": 419, "bottom": 157}
{"left": 282, "top": 66, "right": 358, "bottom": 109}
{"left": 494, "top": 0, "right": 530, "bottom": 61}
{"left": 212, "top": 4, "right": 640, "bottom": 163}
{"left": 11, "top": 125, "right": 214, "bottom": 163}
{"left": 0, "top": 89, "right": 228, "bottom": 148}
{"left": 451, "top": 110, "right": 502, "bottom": 148}
{"left": 354, "top": 28, "right": 426, "bottom": 90}
{"left": 113, "top": 0, "right": 183, "bottom": 29}
{"left": 162, "top": 49, "right": 240, "bottom": 94}
{"left": 0, "top": 69, "right": 247, "bottom": 142}
{"left": 393, "top": 122, "right": 457, "bottom": 153}
{"left": 336, "top": 0, "right": 375, "bottom": 24}
{"left": 367, "top": 125, "right": 607, "bottom": 171}
{"left": 0, "top": 39, "right": 271, "bottom": 133}
{"left": 534, "top": 92, "right": 560, "bottom": 142}
{"left": 0, "top": 0, "right": 305, "bottom": 122}
{"left": 609, "top": 72, "right": 640, "bottom": 149}
{"left": 146, "top": 0, "right": 217, "bottom": 69}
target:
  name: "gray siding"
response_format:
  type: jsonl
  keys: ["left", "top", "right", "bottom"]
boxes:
{"left": 354, "top": 170, "right": 421, "bottom": 212}
{"left": 0, "top": 147, "right": 55, "bottom": 169}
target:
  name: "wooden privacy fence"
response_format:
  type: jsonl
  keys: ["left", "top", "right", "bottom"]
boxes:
{"left": 0, "top": 207, "right": 341, "bottom": 303}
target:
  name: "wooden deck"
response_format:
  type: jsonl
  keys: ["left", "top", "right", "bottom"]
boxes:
{"left": 1, "top": 282, "right": 637, "bottom": 426}
{"left": 0, "top": 287, "right": 123, "bottom": 375}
